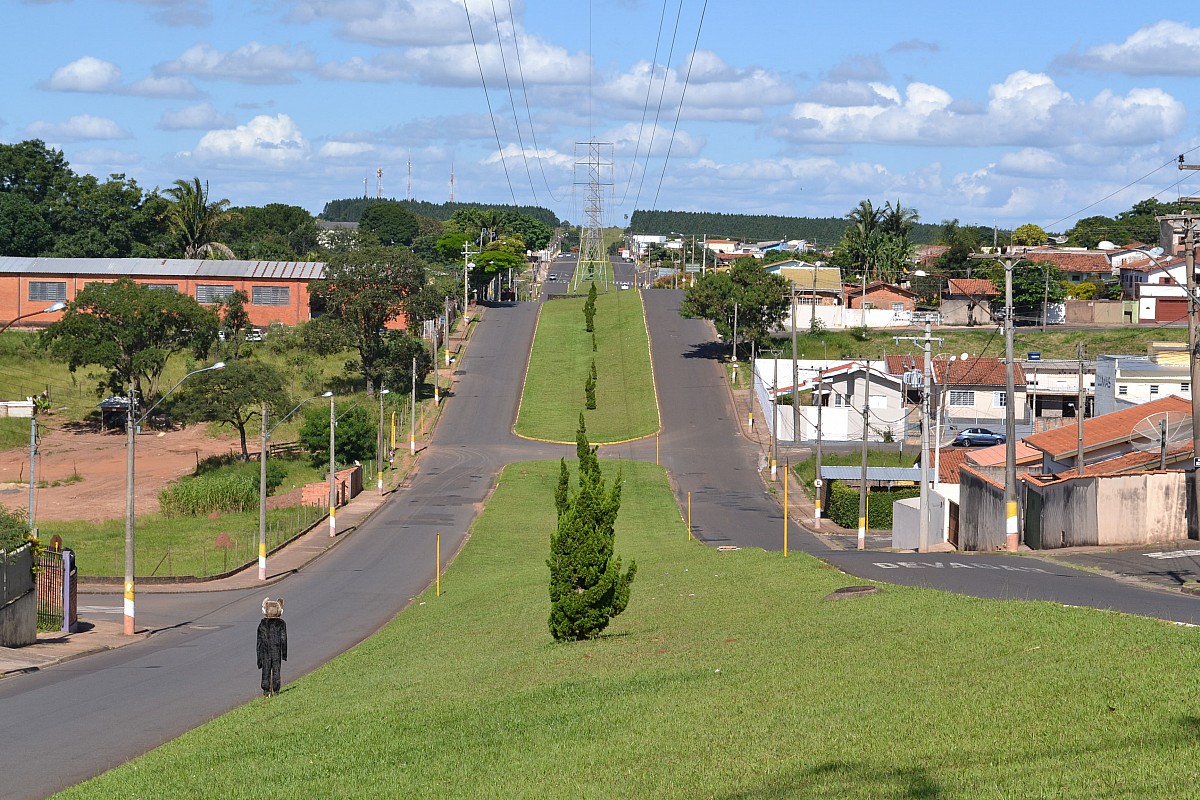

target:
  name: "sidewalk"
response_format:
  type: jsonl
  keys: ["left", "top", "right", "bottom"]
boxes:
{"left": 0, "top": 305, "right": 482, "bottom": 678}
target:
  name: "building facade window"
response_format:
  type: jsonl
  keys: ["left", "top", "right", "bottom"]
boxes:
{"left": 993, "top": 391, "right": 1006, "bottom": 407}
{"left": 1184, "top": 382, "right": 1191, "bottom": 393}
{"left": 1118, "top": 385, "right": 1129, "bottom": 396}
{"left": 949, "top": 390, "right": 975, "bottom": 406}
{"left": 251, "top": 286, "right": 290, "bottom": 306}
{"left": 29, "top": 281, "right": 66, "bottom": 301}
{"left": 891, "top": 302, "right": 905, "bottom": 312}
{"left": 1149, "top": 384, "right": 1159, "bottom": 395}
{"left": 146, "top": 283, "right": 178, "bottom": 292}
{"left": 195, "top": 284, "right": 235, "bottom": 304}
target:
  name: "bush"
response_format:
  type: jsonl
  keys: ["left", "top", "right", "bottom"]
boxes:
{"left": 825, "top": 481, "right": 919, "bottom": 529}
{"left": 0, "top": 505, "right": 31, "bottom": 552}
{"left": 159, "top": 473, "right": 257, "bottom": 517}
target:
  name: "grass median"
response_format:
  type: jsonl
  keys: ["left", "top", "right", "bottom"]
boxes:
{"left": 56, "top": 459, "right": 1200, "bottom": 799}
{"left": 515, "top": 287, "right": 658, "bottom": 442}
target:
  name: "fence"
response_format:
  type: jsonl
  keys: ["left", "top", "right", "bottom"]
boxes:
{"left": 2, "top": 542, "right": 33, "bottom": 606}
{"left": 93, "top": 503, "right": 327, "bottom": 580}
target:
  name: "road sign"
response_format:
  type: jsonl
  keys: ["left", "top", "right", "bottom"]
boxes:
{"left": 1028, "top": 352, "right": 1041, "bottom": 361}
{"left": 813, "top": 478, "right": 823, "bottom": 488}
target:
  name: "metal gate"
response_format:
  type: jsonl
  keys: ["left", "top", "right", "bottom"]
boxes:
{"left": 36, "top": 550, "right": 63, "bottom": 630}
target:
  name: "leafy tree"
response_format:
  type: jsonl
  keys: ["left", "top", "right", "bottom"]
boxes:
{"left": 435, "top": 231, "right": 470, "bottom": 262}
{"left": 359, "top": 201, "right": 419, "bottom": 247}
{"left": 987, "top": 260, "right": 1066, "bottom": 323}
{"left": 299, "top": 316, "right": 355, "bottom": 357}
{"left": 547, "top": 414, "right": 635, "bottom": 641}
{"left": 224, "top": 203, "right": 319, "bottom": 260}
{"left": 584, "top": 283, "right": 597, "bottom": 332}
{"left": 0, "top": 140, "right": 76, "bottom": 208}
{"left": 308, "top": 245, "right": 428, "bottom": 393}
{"left": 935, "top": 219, "right": 979, "bottom": 277}
{"left": 298, "top": 402, "right": 377, "bottom": 470}
{"left": 49, "top": 173, "right": 167, "bottom": 258}
{"left": 163, "top": 177, "right": 237, "bottom": 259}
{"left": 217, "top": 290, "right": 251, "bottom": 360}
{"left": 169, "top": 359, "right": 289, "bottom": 459}
{"left": 1068, "top": 280, "right": 1099, "bottom": 300}
{"left": 1011, "top": 223, "right": 1048, "bottom": 247}
{"left": 42, "top": 277, "right": 219, "bottom": 401}
{"left": 0, "top": 192, "right": 50, "bottom": 256}
{"left": 375, "top": 331, "right": 433, "bottom": 396}
{"left": 472, "top": 243, "right": 524, "bottom": 297}
{"left": 680, "top": 257, "right": 789, "bottom": 347}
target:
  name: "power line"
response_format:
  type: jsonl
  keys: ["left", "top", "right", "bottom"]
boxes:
{"left": 631, "top": 0, "right": 687, "bottom": 216}
{"left": 651, "top": 0, "right": 709, "bottom": 210}
{"left": 503, "top": 0, "right": 562, "bottom": 203}
{"left": 489, "top": 0, "right": 538, "bottom": 205}
{"left": 461, "top": 0, "right": 519, "bottom": 205}
{"left": 618, "top": 0, "right": 671, "bottom": 207}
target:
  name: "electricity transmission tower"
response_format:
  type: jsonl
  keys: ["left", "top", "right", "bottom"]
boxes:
{"left": 572, "top": 141, "right": 612, "bottom": 291}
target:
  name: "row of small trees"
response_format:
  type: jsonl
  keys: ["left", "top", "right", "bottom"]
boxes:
{"left": 548, "top": 283, "right": 636, "bottom": 641}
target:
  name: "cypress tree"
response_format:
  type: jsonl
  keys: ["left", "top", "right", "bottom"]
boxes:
{"left": 547, "top": 414, "right": 636, "bottom": 641}
{"left": 583, "top": 283, "right": 597, "bottom": 332}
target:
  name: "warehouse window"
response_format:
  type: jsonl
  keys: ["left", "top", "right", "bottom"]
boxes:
{"left": 146, "top": 283, "right": 178, "bottom": 292}
{"left": 948, "top": 390, "right": 975, "bottom": 407}
{"left": 28, "top": 281, "right": 66, "bottom": 301}
{"left": 252, "top": 286, "right": 290, "bottom": 306}
{"left": 195, "top": 284, "right": 234, "bottom": 304}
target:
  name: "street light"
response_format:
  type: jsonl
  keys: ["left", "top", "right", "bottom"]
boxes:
{"left": 6, "top": 300, "right": 69, "bottom": 534}
{"left": 123, "top": 361, "right": 225, "bottom": 635}
{"left": 258, "top": 391, "right": 331, "bottom": 580}
{"left": 377, "top": 389, "right": 390, "bottom": 493}
{"left": 329, "top": 393, "right": 337, "bottom": 537}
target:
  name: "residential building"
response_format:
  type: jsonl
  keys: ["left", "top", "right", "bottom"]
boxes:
{"left": 939, "top": 278, "right": 997, "bottom": 326}
{"left": 1094, "top": 350, "right": 1192, "bottom": 415}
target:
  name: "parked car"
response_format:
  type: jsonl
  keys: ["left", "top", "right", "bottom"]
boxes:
{"left": 952, "top": 427, "right": 1005, "bottom": 447}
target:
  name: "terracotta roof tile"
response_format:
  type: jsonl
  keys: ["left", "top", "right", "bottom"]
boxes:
{"left": 1022, "top": 394, "right": 1192, "bottom": 459}
{"left": 1018, "top": 250, "right": 1112, "bottom": 273}
{"left": 933, "top": 356, "right": 1024, "bottom": 387}
{"left": 946, "top": 278, "right": 998, "bottom": 297}
{"left": 935, "top": 447, "right": 968, "bottom": 483}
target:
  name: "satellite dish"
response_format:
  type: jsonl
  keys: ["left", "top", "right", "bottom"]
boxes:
{"left": 1129, "top": 411, "right": 1191, "bottom": 452}
{"left": 1051, "top": 235, "right": 1069, "bottom": 244}
{"left": 1097, "top": 240, "right": 1117, "bottom": 250}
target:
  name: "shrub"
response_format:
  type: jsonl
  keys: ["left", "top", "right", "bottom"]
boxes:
{"left": 825, "top": 481, "right": 919, "bottom": 529}
{"left": 159, "top": 473, "right": 258, "bottom": 517}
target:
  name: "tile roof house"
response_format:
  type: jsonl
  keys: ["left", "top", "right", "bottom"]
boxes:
{"left": 940, "top": 278, "right": 998, "bottom": 326}
{"left": 1012, "top": 248, "right": 1116, "bottom": 283}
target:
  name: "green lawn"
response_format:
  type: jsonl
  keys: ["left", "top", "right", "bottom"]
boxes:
{"left": 56, "top": 459, "right": 1200, "bottom": 799}
{"left": 516, "top": 288, "right": 659, "bottom": 442}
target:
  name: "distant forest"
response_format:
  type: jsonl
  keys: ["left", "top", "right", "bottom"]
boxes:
{"left": 321, "top": 198, "right": 560, "bottom": 228}
{"left": 629, "top": 209, "right": 945, "bottom": 247}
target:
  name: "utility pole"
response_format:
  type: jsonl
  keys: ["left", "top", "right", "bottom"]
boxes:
{"left": 732, "top": 302, "right": 739, "bottom": 362}
{"left": 971, "top": 252, "right": 1022, "bottom": 551}
{"left": 771, "top": 355, "right": 779, "bottom": 480}
{"left": 894, "top": 321, "right": 941, "bottom": 552}
{"left": 1076, "top": 343, "right": 1086, "bottom": 473}
{"left": 791, "top": 287, "right": 799, "bottom": 446}
{"left": 858, "top": 359, "right": 870, "bottom": 551}
{"left": 814, "top": 372, "right": 823, "bottom": 527}
{"left": 410, "top": 356, "right": 417, "bottom": 456}
{"left": 259, "top": 402, "right": 268, "bottom": 580}
{"left": 328, "top": 394, "right": 336, "bottom": 537}
{"left": 27, "top": 416, "right": 36, "bottom": 534}
{"left": 1159, "top": 172, "right": 1200, "bottom": 537}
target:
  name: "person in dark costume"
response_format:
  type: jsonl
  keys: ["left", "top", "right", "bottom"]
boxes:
{"left": 256, "top": 597, "right": 287, "bottom": 696}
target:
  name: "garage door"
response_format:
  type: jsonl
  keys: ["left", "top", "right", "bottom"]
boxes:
{"left": 1153, "top": 298, "right": 1188, "bottom": 323}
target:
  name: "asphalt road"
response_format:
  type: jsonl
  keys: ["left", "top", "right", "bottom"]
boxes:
{"left": 0, "top": 299, "right": 559, "bottom": 800}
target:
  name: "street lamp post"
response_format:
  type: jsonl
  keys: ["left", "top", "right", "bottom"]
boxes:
{"left": 377, "top": 388, "right": 390, "bottom": 493}
{"left": 328, "top": 394, "right": 337, "bottom": 537}
{"left": 259, "top": 392, "right": 331, "bottom": 580}
{"left": 5, "top": 300, "right": 67, "bottom": 534}
{"left": 124, "top": 361, "right": 224, "bottom": 635}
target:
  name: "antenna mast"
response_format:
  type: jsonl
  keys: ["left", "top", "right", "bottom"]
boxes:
{"left": 376, "top": 168, "right": 384, "bottom": 199}
{"left": 449, "top": 163, "right": 456, "bottom": 204}
{"left": 407, "top": 158, "right": 412, "bottom": 201}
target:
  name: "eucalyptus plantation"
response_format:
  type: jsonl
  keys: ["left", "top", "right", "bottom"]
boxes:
{"left": 547, "top": 414, "right": 636, "bottom": 641}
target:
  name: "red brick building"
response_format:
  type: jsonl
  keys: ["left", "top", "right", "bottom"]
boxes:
{"left": 0, "top": 257, "right": 324, "bottom": 328}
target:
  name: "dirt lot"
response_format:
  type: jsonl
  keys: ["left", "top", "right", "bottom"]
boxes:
{"left": 0, "top": 420, "right": 242, "bottom": 523}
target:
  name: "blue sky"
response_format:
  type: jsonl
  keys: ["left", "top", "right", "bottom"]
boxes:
{"left": 5, "top": 1, "right": 1200, "bottom": 235}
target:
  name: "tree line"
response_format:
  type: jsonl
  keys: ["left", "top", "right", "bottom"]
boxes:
{"left": 629, "top": 209, "right": 945, "bottom": 248}
{"left": 321, "top": 197, "right": 560, "bottom": 229}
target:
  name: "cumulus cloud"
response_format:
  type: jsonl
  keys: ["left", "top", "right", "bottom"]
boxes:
{"left": 159, "top": 42, "right": 316, "bottom": 84}
{"left": 159, "top": 102, "right": 235, "bottom": 130}
{"left": 1057, "top": 20, "right": 1200, "bottom": 76}
{"left": 889, "top": 39, "right": 940, "bottom": 54}
{"left": 783, "top": 70, "right": 1184, "bottom": 147}
{"left": 41, "top": 56, "right": 122, "bottom": 92}
{"left": 600, "top": 52, "right": 794, "bottom": 122}
{"left": 481, "top": 144, "right": 573, "bottom": 170}
{"left": 127, "top": 75, "right": 200, "bottom": 98}
{"left": 602, "top": 122, "right": 703, "bottom": 158}
{"left": 398, "top": 37, "right": 589, "bottom": 87}
{"left": 189, "top": 114, "right": 310, "bottom": 165}
{"left": 824, "top": 54, "right": 888, "bottom": 83}
{"left": 25, "top": 114, "right": 132, "bottom": 142}
{"left": 286, "top": 0, "right": 474, "bottom": 47}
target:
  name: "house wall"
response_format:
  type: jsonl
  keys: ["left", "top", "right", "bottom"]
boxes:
{"left": 940, "top": 297, "right": 993, "bottom": 326}
{"left": 1030, "top": 479, "right": 1098, "bottom": 548}
{"left": 1097, "top": 472, "right": 1186, "bottom": 545}
{"left": 1063, "top": 300, "right": 1134, "bottom": 325}
{"left": 846, "top": 287, "right": 915, "bottom": 311}
{"left": 957, "top": 470, "right": 1007, "bottom": 551}
{"left": 0, "top": 273, "right": 315, "bottom": 327}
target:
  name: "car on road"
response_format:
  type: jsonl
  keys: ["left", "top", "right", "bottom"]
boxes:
{"left": 951, "top": 427, "right": 1005, "bottom": 447}
{"left": 548, "top": 272, "right": 558, "bottom": 281}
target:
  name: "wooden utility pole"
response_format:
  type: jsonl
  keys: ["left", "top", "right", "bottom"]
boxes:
{"left": 1076, "top": 343, "right": 1086, "bottom": 473}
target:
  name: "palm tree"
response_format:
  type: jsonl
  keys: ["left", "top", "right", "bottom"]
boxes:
{"left": 163, "top": 177, "right": 238, "bottom": 259}
{"left": 882, "top": 199, "right": 919, "bottom": 239}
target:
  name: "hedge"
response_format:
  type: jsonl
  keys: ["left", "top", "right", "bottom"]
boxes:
{"left": 825, "top": 481, "right": 919, "bottom": 530}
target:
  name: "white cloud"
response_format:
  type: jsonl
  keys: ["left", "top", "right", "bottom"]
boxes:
{"left": 481, "top": 144, "right": 573, "bottom": 170}
{"left": 398, "top": 37, "right": 589, "bottom": 87}
{"left": 1058, "top": 20, "right": 1200, "bottom": 76}
{"left": 316, "top": 55, "right": 406, "bottom": 83}
{"left": 24, "top": 114, "right": 132, "bottom": 142}
{"left": 286, "top": 0, "right": 474, "bottom": 47}
{"left": 159, "top": 42, "right": 316, "bottom": 84}
{"left": 602, "top": 122, "right": 703, "bottom": 158}
{"left": 783, "top": 71, "right": 1184, "bottom": 148}
{"left": 127, "top": 75, "right": 201, "bottom": 98}
{"left": 119, "top": 0, "right": 211, "bottom": 26}
{"left": 41, "top": 56, "right": 121, "bottom": 92}
{"left": 824, "top": 54, "right": 888, "bottom": 83}
{"left": 601, "top": 52, "right": 794, "bottom": 122}
{"left": 318, "top": 141, "right": 376, "bottom": 159}
{"left": 190, "top": 114, "right": 310, "bottom": 166}
{"left": 159, "top": 103, "right": 235, "bottom": 130}
{"left": 889, "top": 39, "right": 940, "bottom": 54}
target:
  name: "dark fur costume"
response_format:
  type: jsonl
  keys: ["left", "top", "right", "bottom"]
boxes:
{"left": 256, "top": 598, "right": 287, "bottom": 695}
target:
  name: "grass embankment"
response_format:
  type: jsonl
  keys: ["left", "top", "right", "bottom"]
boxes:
{"left": 57, "top": 459, "right": 1200, "bottom": 798}
{"left": 516, "top": 287, "right": 658, "bottom": 442}
{"left": 779, "top": 325, "right": 1187, "bottom": 362}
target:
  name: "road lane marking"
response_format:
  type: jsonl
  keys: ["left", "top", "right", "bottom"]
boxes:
{"left": 872, "top": 561, "right": 1051, "bottom": 573}
{"left": 1144, "top": 549, "right": 1200, "bottom": 560}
